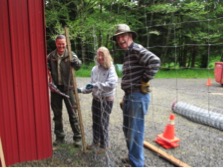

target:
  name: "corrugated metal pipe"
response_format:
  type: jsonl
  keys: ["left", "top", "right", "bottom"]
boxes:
{"left": 172, "top": 101, "right": 223, "bottom": 131}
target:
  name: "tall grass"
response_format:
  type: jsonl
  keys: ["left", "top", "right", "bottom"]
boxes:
{"left": 75, "top": 64, "right": 215, "bottom": 78}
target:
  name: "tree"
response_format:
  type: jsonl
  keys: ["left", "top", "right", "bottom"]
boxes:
{"left": 45, "top": 0, "right": 223, "bottom": 67}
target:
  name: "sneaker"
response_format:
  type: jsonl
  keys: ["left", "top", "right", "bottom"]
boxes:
{"left": 144, "top": 163, "right": 149, "bottom": 167}
{"left": 121, "top": 157, "right": 131, "bottom": 167}
{"left": 53, "top": 139, "right": 65, "bottom": 146}
{"left": 74, "top": 139, "right": 82, "bottom": 147}
{"left": 86, "top": 143, "right": 99, "bottom": 150}
{"left": 96, "top": 147, "right": 107, "bottom": 155}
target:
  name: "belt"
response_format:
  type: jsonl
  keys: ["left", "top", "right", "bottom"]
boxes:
{"left": 93, "top": 96, "right": 114, "bottom": 102}
{"left": 124, "top": 88, "right": 140, "bottom": 95}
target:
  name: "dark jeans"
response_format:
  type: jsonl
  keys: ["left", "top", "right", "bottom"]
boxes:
{"left": 91, "top": 98, "right": 113, "bottom": 148}
{"left": 51, "top": 85, "right": 81, "bottom": 141}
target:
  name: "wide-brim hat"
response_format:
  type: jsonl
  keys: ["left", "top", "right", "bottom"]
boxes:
{"left": 112, "top": 24, "right": 137, "bottom": 41}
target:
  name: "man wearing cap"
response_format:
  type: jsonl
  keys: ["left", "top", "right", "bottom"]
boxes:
{"left": 112, "top": 24, "right": 160, "bottom": 167}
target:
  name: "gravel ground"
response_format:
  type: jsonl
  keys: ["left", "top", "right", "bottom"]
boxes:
{"left": 13, "top": 78, "right": 223, "bottom": 167}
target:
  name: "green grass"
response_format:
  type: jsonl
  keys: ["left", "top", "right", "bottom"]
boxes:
{"left": 156, "top": 68, "right": 214, "bottom": 78}
{"left": 75, "top": 64, "right": 215, "bottom": 79}
{"left": 75, "top": 64, "right": 93, "bottom": 77}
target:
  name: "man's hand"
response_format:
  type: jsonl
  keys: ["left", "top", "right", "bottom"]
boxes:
{"left": 70, "top": 56, "right": 82, "bottom": 70}
{"left": 140, "top": 80, "right": 151, "bottom": 94}
{"left": 70, "top": 59, "right": 81, "bottom": 66}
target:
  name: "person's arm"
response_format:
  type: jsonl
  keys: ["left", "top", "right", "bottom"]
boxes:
{"left": 47, "top": 53, "right": 52, "bottom": 71}
{"left": 139, "top": 48, "right": 161, "bottom": 82}
{"left": 78, "top": 68, "right": 94, "bottom": 94}
{"left": 78, "top": 86, "right": 92, "bottom": 94}
{"left": 92, "top": 66, "right": 118, "bottom": 92}
{"left": 70, "top": 52, "right": 82, "bottom": 70}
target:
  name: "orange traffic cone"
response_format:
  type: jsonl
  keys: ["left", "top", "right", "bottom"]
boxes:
{"left": 206, "top": 78, "right": 212, "bottom": 86}
{"left": 155, "top": 114, "right": 180, "bottom": 149}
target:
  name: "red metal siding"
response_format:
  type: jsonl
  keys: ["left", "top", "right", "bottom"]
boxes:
{"left": 0, "top": 0, "right": 52, "bottom": 166}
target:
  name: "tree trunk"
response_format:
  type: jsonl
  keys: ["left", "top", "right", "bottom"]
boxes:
{"left": 190, "top": 46, "right": 197, "bottom": 68}
{"left": 162, "top": 12, "right": 175, "bottom": 62}
{"left": 147, "top": 0, "right": 156, "bottom": 44}
{"left": 200, "top": 54, "right": 208, "bottom": 68}
{"left": 81, "top": 40, "right": 86, "bottom": 63}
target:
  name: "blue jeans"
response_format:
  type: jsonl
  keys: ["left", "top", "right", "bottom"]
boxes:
{"left": 123, "top": 92, "right": 150, "bottom": 167}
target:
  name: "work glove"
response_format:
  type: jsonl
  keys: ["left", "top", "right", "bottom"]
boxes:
{"left": 140, "top": 80, "right": 151, "bottom": 94}
{"left": 70, "top": 57, "right": 82, "bottom": 70}
{"left": 86, "top": 84, "right": 94, "bottom": 90}
{"left": 70, "top": 59, "right": 78, "bottom": 66}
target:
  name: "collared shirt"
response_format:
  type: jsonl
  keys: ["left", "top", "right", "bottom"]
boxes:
{"left": 57, "top": 53, "right": 64, "bottom": 85}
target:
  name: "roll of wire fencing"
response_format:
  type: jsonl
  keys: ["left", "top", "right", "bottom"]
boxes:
{"left": 172, "top": 101, "right": 223, "bottom": 131}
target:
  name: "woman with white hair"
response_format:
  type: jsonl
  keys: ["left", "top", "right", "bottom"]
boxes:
{"left": 78, "top": 46, "right": 118, "bottom": 153}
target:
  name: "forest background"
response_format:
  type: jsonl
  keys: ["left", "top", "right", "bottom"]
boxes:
{"left": 45, "top": 0, "right": 223, "bottom": 70}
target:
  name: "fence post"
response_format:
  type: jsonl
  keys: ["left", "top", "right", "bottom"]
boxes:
{"left": 64, "top": 27, "right": 86, "bottom": 152}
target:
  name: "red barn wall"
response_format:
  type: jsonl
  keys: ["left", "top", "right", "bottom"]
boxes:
{"left": 0, "top": 0, "right": 52, "bottom": 166}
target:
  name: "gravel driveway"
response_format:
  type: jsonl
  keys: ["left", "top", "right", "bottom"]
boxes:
{"left": 54, "top": 77, "right": 222, "bottom": 167}
{"left": 14, "top": 77, "right": 222, "bottom": 167}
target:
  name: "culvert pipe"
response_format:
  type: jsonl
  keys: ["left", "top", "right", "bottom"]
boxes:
{"left": 172, "top": 101, "right": 223, "bottom": 131}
